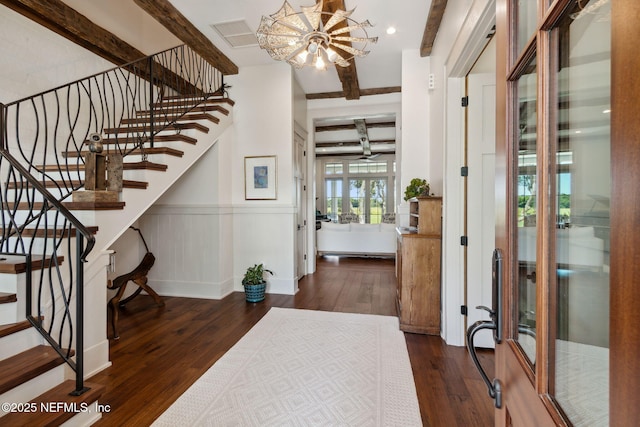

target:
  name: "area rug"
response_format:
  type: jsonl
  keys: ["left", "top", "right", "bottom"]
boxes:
{"left": 152, "top": 308, "right": 422, "bottom": 426}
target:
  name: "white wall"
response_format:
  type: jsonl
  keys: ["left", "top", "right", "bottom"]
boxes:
{"left": 227, "top": 63, "right": 298, "bottom": 294}
{"left": 0, "top": 7, "right": 115, "bottom": 103}
{"left": 399, "top": 51, "right": 431, "bottom": 226}
{"left": 136, "top": 127, "right": 236, "bottom": 299}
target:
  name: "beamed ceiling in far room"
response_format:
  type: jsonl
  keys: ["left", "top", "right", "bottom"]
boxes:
{"left": 0, "top": 0, "right": 447, "bottom": 157}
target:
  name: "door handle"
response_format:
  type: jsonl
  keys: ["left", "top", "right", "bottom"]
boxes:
{"left": 466, "top": 248, "right": 504, "bottom": 408}
{"left": 467, "top": 319, "right": 502, "bottom": 408}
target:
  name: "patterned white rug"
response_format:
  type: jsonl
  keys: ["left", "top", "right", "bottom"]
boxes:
{"left": 153, "top": 308, "right": 422, "bottom": 426}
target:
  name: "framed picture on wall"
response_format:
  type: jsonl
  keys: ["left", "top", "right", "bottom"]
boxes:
{"left": 245, "top": 155, "right": 277, "bottom": 200}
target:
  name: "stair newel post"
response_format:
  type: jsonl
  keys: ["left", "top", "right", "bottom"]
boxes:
{"left": 71, "top": 234, "right": 89, "bottom": 396}
{"left": 148, "top": 56, "right": 155, "bottom": 149}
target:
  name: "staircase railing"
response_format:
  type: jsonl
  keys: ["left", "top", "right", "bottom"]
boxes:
{"left": 0, "top": 144, "right": 95, "bottom": 395}
{"left": 0, "top": 44, "right": 225, "bottom": 395}
{"left": 2, "top": 44, "right": 225, "bottom": 201}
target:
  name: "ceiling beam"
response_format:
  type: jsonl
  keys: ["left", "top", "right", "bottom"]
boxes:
{"left": 316, "top": 139, "right": 396, "bottom": 147}
{"left": 321, "top": 0, "right": 361, "bottom": 100}
{"left": 132, "top": 0, "right": 238, "bottom": 75}
{"left": 307, "top": 86, "right": 401, "bottom": 100}
{"left": 315, "top": 121, "right": 396, "bottom": 132}
{"left": 420, "top": 0, "right": 448, "bottom": 57}
{"left": 354, "top": 119, "right": 371, "bottom": 155}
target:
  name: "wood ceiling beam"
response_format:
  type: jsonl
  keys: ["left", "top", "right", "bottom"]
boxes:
{"left": 0, "top": 0, "right": 201, "bottom": 94}
{"left": 420, "top": 0, "right": 448, "bottom": 57}
{"left": 315, "top": 121, "right": 396, "bottom": 132}
{"left": 316, "top": 139, "right": 396, "bottom": 147}
{"left": 132, "top": 0, "right": 238, "bottom": 76}
{"left": 315, "top": 150, "right": 395, "bottom": 158}
{"left": 321, "top": 0, "right": 361, "bottom": 100}
{"left": 306, "top": 86, "right": 401, "bottom": 100}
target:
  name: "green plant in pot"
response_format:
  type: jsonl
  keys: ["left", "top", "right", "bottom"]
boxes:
{"left": 404, "top": 178, "right": 430, "bottom": 201}
{"left": 242, "top": 263, "right": 273, "bottom": 303}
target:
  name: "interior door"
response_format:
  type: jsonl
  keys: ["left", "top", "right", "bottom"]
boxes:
{"left": 467, "top": 72, "right": 496, "bottom": 349}
{"left": 294, "top": 131, "right": 307, "bottom": 280}
{"left": 487, "top": 0, "right": 636, "bottom": 425}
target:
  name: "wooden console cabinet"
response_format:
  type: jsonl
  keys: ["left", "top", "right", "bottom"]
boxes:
{"left": 396, "top": 197, "right": 442, "bottom": 334}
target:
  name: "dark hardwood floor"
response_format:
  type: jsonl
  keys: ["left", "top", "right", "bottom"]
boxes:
{"left": 90, "top": 256, "right": 494, "bottom": 426}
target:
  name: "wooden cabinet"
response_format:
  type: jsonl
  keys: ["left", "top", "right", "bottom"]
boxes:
{"left": 397, "top": 197, "right": 442, "bottom": 334}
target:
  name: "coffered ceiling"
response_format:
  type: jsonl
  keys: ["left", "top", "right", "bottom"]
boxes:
{"left": 314, "top": 113, "right": 396, "bottom": 158}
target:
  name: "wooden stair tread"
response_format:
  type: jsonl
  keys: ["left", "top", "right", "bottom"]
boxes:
{"left": 153, "top": 96, "right": 235, "bottom": 108}
{"left": 0, "top": 319, "right": 33, "bottom": 339}
{"left": 100, "top": 134, "right": 197, "bottom": 144}
{"left": 37, "top": 160, "right": 168, "bottom": 172}
{"left": 0, "top": 292, "right": 17, "bottom": 304}
{"left": 137, "top": 104, "right": 230, "bottom": 116}
{"left": 103, "top": 122, "right": 209, "bottom": 134}
{"left": 0, "top": 255, "right": 65, "bottom": 274}
{"left": 16, "top": 226, "right": 98, "bottom": 239}
{"left": 122, "top": 160, "right": 168, "bottom": 171}
{"left": 121, "top": 112, "right": 220, "bottom": 125}
{"left": 0, "top": 345, "right": 70, "bottom": 395}
{"left": 0, "top": 380, "right": 104, "bottom": 426}
{"left": 7, "top": 180, "right": 147, "bottom": 190}
{"left": 63, "top": 201, "right": 126, "bottom": 210}
{"left": 2, "top": 201, "right": 125, "bottom": 211}
{"left": 64, "top": 147, "right": 184, "bottom": 159}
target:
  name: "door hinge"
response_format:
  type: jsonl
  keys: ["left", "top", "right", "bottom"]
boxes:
{"left": 461, "top": 305, "right": 468, "bottom": 316}
{"left": 461, "top": 96, "right": 469, "bottom": 107}
{"left": 303, "top": 185, "right": 306, "bottom": 191}
{"left": 461, "top": 236, "right": 468, "bottom": 246}
{"left": 303, "top": 150, "right": 306, "bottom": 156}
{"left": 303, "top": 220, "right": 307, "bottom": 226}
{"left": 304, "top": 254, "right": 307, "bottom": 260}
{"left": 461, "top": 166, "right": 468, "bottom": 177}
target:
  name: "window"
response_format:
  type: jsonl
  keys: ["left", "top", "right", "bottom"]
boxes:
{"left": 317, "top": 157, "right": 395, "bottom": 224}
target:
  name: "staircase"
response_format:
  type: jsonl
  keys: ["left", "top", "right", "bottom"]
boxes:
{"left": 0, "top": 45, "right": 233, "bottom": 425}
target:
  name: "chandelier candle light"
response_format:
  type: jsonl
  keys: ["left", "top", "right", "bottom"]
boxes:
{"left": 256, "top": 0, "right": 378, "bottom": 70}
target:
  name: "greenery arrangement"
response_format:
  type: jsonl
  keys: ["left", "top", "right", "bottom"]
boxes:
{"left": 404, "top": 178, "right": 430, "bottom": 201}
{"left": 242, "top": 263, "right": 274, "bottom": 286}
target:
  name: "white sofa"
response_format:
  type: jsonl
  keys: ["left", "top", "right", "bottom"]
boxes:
{"left": 518, "top": 226, "right": 604, "bottom": 267}
{"left": 316, "top": 222, "right": 397, "bottom": 256}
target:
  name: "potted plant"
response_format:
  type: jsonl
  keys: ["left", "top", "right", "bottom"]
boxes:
{"left": 403, "top": 178, "right": 430, "bottom": 201}
{"left": 242, "top": 263, "right": 273, "bottom": 303}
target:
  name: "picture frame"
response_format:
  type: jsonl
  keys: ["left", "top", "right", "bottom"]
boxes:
{"left": 245, "top": 155, "right": 277, "bottom": 200}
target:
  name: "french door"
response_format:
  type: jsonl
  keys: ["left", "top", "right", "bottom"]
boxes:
{"left": 492, "top": 0, "right": 640, "bottom": 425}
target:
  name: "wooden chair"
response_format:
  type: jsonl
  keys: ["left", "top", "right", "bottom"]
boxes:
{"left": 107, "top": 227, "right": 164, "bottom": 339}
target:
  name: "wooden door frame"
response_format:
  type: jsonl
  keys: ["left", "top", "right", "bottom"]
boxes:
{"left": 610, "top": 1, "right": 640, "bottom": 424}
{"left": 495, "top": 0, "right": 640, "bottom": 424}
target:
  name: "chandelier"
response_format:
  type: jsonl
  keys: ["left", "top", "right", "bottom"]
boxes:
{"left": 256, "top": 0, "right": 378, "bottom": 70}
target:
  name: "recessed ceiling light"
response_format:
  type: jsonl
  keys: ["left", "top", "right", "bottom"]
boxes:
{"left": 386, "top": 27, "right": 396, "bottom": 35}
{"left": 603, "top": 109, "right": 611, "bottom": 114}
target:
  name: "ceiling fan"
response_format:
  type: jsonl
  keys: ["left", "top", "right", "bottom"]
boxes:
{"left": 352, "top": 152, "right": 382, "bottom": 161}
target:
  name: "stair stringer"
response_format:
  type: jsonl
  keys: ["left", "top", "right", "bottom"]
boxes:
{"left": 80, "top": 110, "right": 233, "bottom": 260}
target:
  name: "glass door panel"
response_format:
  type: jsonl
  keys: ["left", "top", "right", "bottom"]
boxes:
{"left": 515, "top": 56, "right": 537, "bottom": 364}
{"left": 348, "top": 179, "right": 365, "bottom": 222}
{"left": 369, "top": 179, "right": 387, "bottom": 224}
{"left": 516, "top": 0, "right": 539, "bottom": 54}
{"left": 325, "top": 179, "right": 343, "bottom": 222}
{"left": 553, "top": 1, "right": 611, "bottom": 425}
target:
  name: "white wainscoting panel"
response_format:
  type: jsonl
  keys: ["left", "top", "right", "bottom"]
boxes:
{"left": 140, "top": 205, "right": 234, "bottom": 299}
